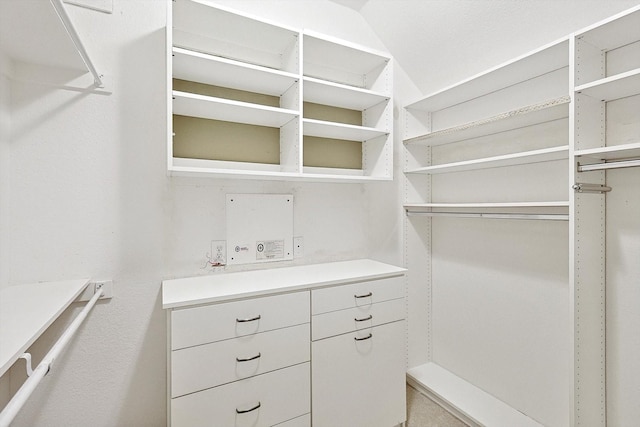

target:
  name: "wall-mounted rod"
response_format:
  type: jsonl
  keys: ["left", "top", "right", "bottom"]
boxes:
{"left": 0, "top": 287, "right": 104, "bottom": 427}
{"left": 572, "top": 183, "right": 612, "bottom": 193}
{"left": 406, "top": 211, "right": 569, "bottom": 221}
{"left": 578, "top": 158, "right": 640, "bottom": 172}
{"left": 50, "top": 0, "right": 104, "bottom": 87}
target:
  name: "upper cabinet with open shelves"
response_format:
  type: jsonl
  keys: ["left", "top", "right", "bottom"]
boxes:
{"left": 167, "top": 0, "right": 394, "bottom": 182}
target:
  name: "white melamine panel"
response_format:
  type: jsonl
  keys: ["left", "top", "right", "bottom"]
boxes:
{"left": 311, "top": 276, "right": 404, "bottom": 315}
{"left": 172, "top": 0, "right": 299, "bottom": 72}
{"left": 170, "top": 291, "right": 309, "bottom": 350}
{"left": 312, "top": 321, "right": 406, "bottom": 427}
{"left": 162, "top": 259, "right": 406, "bottom": 309}
{"left": 404, "top": 97, "right": 569, "bottom": 146}
{"left": 431, "top": 217, "right": 569, "bottom": 427}
{"left": 303, "top": 77, "right": 389, "bottom": 111}
{"left": 171, "top": 362, "right": 310, "bottom": 427}
{"left": 303, "top": 31, "right": 390, "bottom": 91}
{"left": 302, "top": 119, "right": 386, "bottom": 142}
{"left": 575, "top": 142, "right": 640, "bottom": 161}
{"left": 171, "top": 324, "right": 309, "bottom": 397}
{"left": 273, "top": 414, "right": 310, "bottom": 427}
{"left": 311, "top": 297, "right": 404, "bottom": 341}
{"left": 0, "top": 279, "right": 90, "bottom": 377}
{"left": 406, "top": 38, "right": 569, "bottom": 112}
{"left": 406, "top": 146, "right": 569, "bottom": 174}
{"left": 407, "top": 363, "right": 543, "bottom": 427}
{"left": 575, "top": 68, "right": 640, "bottom": 102}
{"left": 575, "top": 6, "right": 640, "bottom": 51}
{"left": 172, "top": 47, "right": 299, "bottom": 96}
{"left": 172, "top": 91, "right": 298, "bottom": 128}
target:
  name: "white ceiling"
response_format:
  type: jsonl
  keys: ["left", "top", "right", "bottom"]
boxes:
{"left": 330, "top": 0, "right": 640, "bottom": 96}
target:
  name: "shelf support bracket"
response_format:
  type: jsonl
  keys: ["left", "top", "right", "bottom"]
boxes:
{"left": 18, "top": 354, "right": 34, "bottom": 377}
{"left": 572, "top": 183, "right": 612, "bottom": 194}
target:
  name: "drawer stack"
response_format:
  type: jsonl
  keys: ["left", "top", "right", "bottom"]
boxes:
{"left": 169, "top": 291, "right": 311, "bottom": 427}
{"left": 311, "top": 277, "right": 406, "bottom": 427}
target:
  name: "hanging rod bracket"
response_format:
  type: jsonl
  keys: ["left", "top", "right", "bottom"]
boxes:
{"left": 572, "top": 183, "right": 612, "bottom": 194}
{"left": 18, "top": 354, "right": 34, "bottom": 377}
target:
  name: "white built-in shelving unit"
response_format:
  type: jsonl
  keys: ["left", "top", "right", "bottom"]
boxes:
{"left": 167, "top": 0, "right": 393, "bottom": 182}
{"left": 404, "top": 5, "right": 640, "bottom": 426}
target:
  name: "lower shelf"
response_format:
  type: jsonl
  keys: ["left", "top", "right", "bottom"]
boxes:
{"left": 407, "top": 362, "right": 543, "bottom": 427}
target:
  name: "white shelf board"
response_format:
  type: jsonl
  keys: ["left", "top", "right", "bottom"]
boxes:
{"left": 407, "top": 363, "right": 543, "bottom": 427}
{"left": 575, "top": 68, "right": 640, "bottom": 101}
{"left": 303, "top": 77, "right": 389, "bottom": 110}
{"left": 303, "top": 31, "right": 390, "bottom": 78}
{"left": 405, "top": 97, "right": 570, "bottom": 146}
{"left": 575, "top": 142, "right": 640, "bottom": 160}
{"left": 303, "top": 119, "right": 387, "bottom": 142}
{"left": 404, "top": 201, "right": 569, "bottom": 210}
{"left": 172, "top": 47, "right": 299, "bottom": 96}
{"left": 162, "top": 259, "right": 405, "bottom": 309}
{"left": 576, "top": 5, "right": 640, "bottom": 51}
{"left": 0, "top": 1, "right": 88, "bottom": 72}
{"left": 406, "top": 38, "right": 569, "bottom": 112}
{"left": 173, "top": 91, "right": 299, "bottom": 128}
{"left": 172, "top": 0, "right": 299, "bottom": 60}
{"left": 0, "top": 279, "right": 91, "bottom": 377}
{"left": 406, "top": 146, "right": 569, "bottom": 174}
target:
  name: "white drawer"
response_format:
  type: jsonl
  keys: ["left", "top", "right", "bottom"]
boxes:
{"left": 312, "top": 297, "right": 404, "bottom": 341}
{"left": 171, "top": 362, "right": 310, "bottom": 427}
{"left": 311, "top": 277, "right": 404, "bottom": 315}
{"left": 171, "top": 291, "right": 309, "bottom": 350}
{"left": 171, "top": 324, "right": 310, "bottom": 397}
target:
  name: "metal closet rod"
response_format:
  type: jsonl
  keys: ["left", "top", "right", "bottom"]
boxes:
{"left": 578, "top": 158, "right": 640, "bottom": 172}
{"left": 0, "top": 287, "right": 104, "bottom": 427}
{"left": 406, "top": 211, "right": 569, "bottom": 221}
{"left": 50, "top": 0, "right": 104, "bottom": 87}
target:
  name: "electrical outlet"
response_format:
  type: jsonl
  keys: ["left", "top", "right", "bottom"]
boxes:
{"left": 294, "top": 236, "right": 304, "bottom": 258}
{"left": 211, "top": 240, "right": 227, "bottom": 265}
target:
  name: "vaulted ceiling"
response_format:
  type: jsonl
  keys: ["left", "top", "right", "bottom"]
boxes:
{"left": 330, "top": 0, "right": 640, "bottom": 96}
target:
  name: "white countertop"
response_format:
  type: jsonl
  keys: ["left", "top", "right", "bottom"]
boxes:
{"left": 0, "top": 278, "right": 91, "bottom": 377}
{"left": 162, "top": 259, "right": 406, "bottom": 309}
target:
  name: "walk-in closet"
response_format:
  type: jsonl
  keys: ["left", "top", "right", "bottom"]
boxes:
{"left": 0, "top": 1, "right": 638, "bottom": 426}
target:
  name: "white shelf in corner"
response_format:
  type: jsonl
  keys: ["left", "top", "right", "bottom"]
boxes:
{"left": 406, "top": 146, "right": 569, "bottom": 174}
{"left": 407, "top": 363, "right": 543, "bottom": 427}
{"left": 575, "top": 68, "right": 640, "bottom": 102}
{"left": 0, "top": 279, "right": 91, "bottom": 377}
{"left": 575, "top": 141, "right": 640, "bottom": 160}
{"left": 404, "top": 97, "right": 570, "bottom": 146}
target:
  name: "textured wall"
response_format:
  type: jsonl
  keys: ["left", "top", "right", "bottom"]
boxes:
{"left": 1, "top": 1, "right": 403, "bottom": 426}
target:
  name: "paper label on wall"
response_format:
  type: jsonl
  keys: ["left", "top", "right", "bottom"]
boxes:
{"left": 256, "top": 240, "right": 284, "bottom": 260}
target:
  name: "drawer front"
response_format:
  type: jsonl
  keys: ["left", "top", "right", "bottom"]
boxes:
{"left": 312, "top": 297, "right": 404, "bottom": 341}
{"left": 172, "top": 324, "right": 310, "bottom": 397}
{"left": 311, "top": 321, "right": 406, "bottom": 427}
{"left": 311, "top": 276, "right": 404, "bottom": 315}
{"left": 171, "top": 362, "right": 310, "bottom": 427}
{"left": 171, "top": 291, "right": 309, "bottom": 350}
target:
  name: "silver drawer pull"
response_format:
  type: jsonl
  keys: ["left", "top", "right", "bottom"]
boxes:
{"left": 354, "top": 315, "right": 373, "bottom": 322}
{"left": 236, "top": 352, "right": 261, "bottom": 362}
{"left": 236, "top": 402, "right": 261, "bottom": 414}
{"left": 354, "top": 292, "right": 372, "bottom": 299}
{"left": 355, "top": 333, "right": 373, "bottom": 341}
{"left": 236, "top": 315, "right": 261, "bottom": 323}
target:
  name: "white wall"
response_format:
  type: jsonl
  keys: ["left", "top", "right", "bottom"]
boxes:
{"left": 0, "top": 51, "right": 10, "bottom": 291}
{"left": 0, "top": 1, "right": 406, "bottom": 426}
{"left": 360, "top": 0, "right": 640, "bottom": 96}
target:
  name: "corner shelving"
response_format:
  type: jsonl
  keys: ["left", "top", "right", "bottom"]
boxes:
{"left": 167, "top": 0, "right": 393, "bottom": 181}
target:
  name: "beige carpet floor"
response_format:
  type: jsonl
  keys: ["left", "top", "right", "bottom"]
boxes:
{"left": 406, "top": 384, "right": 468, "bottom": 427}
